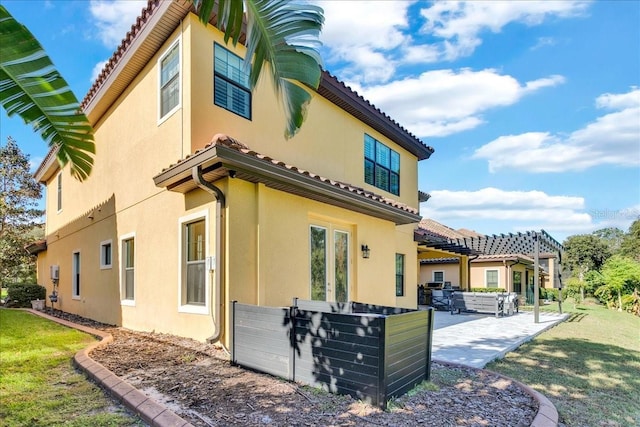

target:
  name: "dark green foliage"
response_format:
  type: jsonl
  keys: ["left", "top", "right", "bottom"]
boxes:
{"left": 0, "top": 137, "right": 44, "bottom": 287}
{"left": 470, "top": 287, "right": 505, "bottom": 293}
{"left": 6, "top": 283, "right": 46, "bottom": 307}
{"left": 620, "top": 219, "right": 640, "bottom": 262}
{"left": 564, "top": 234, "right": 611, "bottom": 277}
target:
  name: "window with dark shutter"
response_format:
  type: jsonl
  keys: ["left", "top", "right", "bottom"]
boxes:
{"left": 364, "top": 134, "right": 400, "bottom": 196}
{"left": 214, "top": 44, "right": 251, "bottom": 119}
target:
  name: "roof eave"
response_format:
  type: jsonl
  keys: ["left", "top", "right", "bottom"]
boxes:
{"left": 318, "top": 72, "right": 434, "bottom": 161}
{"left": 154, "top": 145, "right": 421, "bottom": 226}
{"left": 34, "top": 147, "right": 59, "bottom": 183}
{"left": 83, "top": 1, "right": 192, "bottom": 124}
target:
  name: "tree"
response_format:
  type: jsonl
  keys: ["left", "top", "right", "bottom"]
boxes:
{"left": 620, "top": 219, "right": 640, "bottom": 262}
{"left": 0, "top": 137, "right": 44, "bottom": 287}
{"left": 1, "top": 1, "right": 324, "bottom": 180}
{"left": 596, "top": 255, "right": 640, "bottom": 311}
{"left": 564, "top": 234, "right": 611, "bottom": 277}
{"left": 592, "top": 227, "right": 624, "bottom": 254}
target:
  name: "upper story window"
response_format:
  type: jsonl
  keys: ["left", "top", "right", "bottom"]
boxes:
{"left": 364, "top": 134, "right": 400, "bottom": 196}
{"left": 56, "top": 172, "right": 62, "bottom": 212}
{"left": 159, "top": 39, "right": 180, "bottom": 120}
{"left": 214, "top": 43, "right": 251, "bottom": 119}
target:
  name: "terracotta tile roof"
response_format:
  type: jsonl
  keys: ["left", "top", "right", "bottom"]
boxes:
{"left": 472, "top": 253, "right": 535, "bottom": 263}
{"left": 420, "top": 257, "right": 460, "bottom": 264}
{"left": 418, "top": 218, "right": 468, "bottom": 240}
{"left": 157, "top": 134, "right": 419, "bottom": 217}
{"left": 80, "top": 0, "right": 159, "bottom": 111}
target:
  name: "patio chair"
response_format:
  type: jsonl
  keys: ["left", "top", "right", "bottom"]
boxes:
{"left": 431, "top": 290, "right": 450, "bottom": 311}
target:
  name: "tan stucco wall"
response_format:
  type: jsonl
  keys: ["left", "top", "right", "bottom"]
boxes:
{"left": 37, "top": 13, "right": 422, "bottom": 344}
{"left": 419, "top": 264, "right": 460, "bottom": 286}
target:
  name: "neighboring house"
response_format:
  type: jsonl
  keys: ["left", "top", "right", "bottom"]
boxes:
{"left": 28, "top": 2, "right": 433, "bottom": 346}
{"left": 416, "top": 219, "right": 562, "bottom": 304}
{"left": 415, "top": 219, "right": 481, "bottom": 290}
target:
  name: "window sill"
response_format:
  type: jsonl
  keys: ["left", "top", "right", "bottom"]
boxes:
{"left": 178, "top": 304, "right": 208, "bottom": 315}
{"left": 121, "top": 300, "right": 135, "bottom": 307}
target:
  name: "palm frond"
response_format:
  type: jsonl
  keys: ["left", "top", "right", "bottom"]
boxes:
{"left": 0, "top": 6, "right": 95, "bottom": 181}
{"left": 194, "top": 0, "right": 324, "bottom": 138}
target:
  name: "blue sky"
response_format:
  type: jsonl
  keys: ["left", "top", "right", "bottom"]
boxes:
{"left": 1, "top": 0, "right": 639, "bottom": 243}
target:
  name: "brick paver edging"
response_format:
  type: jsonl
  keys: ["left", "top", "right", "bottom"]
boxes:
{"left": 433, "top": 359, "right": 559, "bottom": 427}
{"left": 22, "top": 309, "right": 194, "bottom": 427}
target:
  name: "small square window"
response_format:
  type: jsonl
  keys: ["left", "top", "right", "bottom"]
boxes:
{"left": 100, "top": 240, "right": 112, "bottom": 269}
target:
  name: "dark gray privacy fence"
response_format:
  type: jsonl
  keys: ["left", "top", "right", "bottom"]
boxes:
{"left": 231, "top": 299, "right": 434, "bottom": 408}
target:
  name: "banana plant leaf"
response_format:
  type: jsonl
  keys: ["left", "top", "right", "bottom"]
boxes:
{"left": 194, "top": 0, "right": 324, "bottom": 138}
{"left": 0, "top": 5, "right": 95, "bottom": 181}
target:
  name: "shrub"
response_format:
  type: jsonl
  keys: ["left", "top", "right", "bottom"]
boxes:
{"left": 6, "top": 284, "right": 46, "bottom": 308}
{"left": 470, "top": 287, "right": 506, "bottom": 293}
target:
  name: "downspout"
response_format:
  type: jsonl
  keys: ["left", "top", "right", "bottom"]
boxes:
{"left": 192, "top": 165, "right": 225, "bottom": 343}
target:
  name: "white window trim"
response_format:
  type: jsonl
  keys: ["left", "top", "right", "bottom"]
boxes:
{"left": 56, "top": 171, "right": 63, "bottom": 213}
{"left": 119, "top": 232, "right": 136, "bottom": 306}
{"left": 432, "top": 270, "right": 445, "bottom": 282}
{"left": 100, "top": 239, "right": 113, "bottom": 270}
{"left": 484, "top": 268, "right": 500, "bottom": 288}
{"left": 72, "top": 250, "right": 81, "bottom": 300}
{"left": 178, "top": 210, "right": 210, "bottom": 315}
{"left": 157, "top": 37, "right": 182, "bottom": 124}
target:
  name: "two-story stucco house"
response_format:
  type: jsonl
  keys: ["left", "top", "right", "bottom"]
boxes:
{"left": 30, "top": 1, "right": 433, "bottom": 347}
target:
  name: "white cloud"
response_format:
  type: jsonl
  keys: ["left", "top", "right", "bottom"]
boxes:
{"left": 318, "top": 1, "right": 589, "bottom": 83}
{"left": 424, "top": 188, "right": 585, "bottom": 210}
{"left": 419, "top": 1, "right": 590, "bottom": 61}
{"left": 421, "top": 188, "right": 593, "bottom": 236}
{"left": 473, "top": 87, "right": 640, "bottom": 172}
{"left": 29, "top": 156, "right": 44, "bottom": 173}
{"left": 91, "top": 60, "right": 109, "bottom": 83}
{"left": 353, "top": 69, "right": 564, "bottom": 137}
{"left": 419, "top": 188, "right": 639, "bottom": 239}
{"left": 530, "top": 36, "right": 557, "bottom": 50}
{"left": 89, "top": 0, "right": 147, "bottom": 48}
{"left": 317, "top": 0, "right": 412, "bottom": 83}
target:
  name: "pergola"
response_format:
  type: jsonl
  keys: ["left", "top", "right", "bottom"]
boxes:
{"left": 416, "top": 229, "right": 565, "bottom": 322}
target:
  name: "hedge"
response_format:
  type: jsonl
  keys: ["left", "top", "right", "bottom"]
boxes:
{"left": 470, "top": 287, "right": 506, "bottom": 293}
{"left": 6, "top": 284, "right": 46, "bottom": 308}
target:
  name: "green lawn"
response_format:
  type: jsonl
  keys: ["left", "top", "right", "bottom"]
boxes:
{"left": 0, "top": 309, "right": 142, "bottom": 427}
{"left": 488, "top": 302, "right": 640, "bottom": 427}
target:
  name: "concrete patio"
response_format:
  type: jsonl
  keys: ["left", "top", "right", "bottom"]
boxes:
{"left": 431, "top": 309, "right": 569, "bottom": 368}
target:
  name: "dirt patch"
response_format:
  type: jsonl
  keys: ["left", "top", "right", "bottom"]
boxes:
{"left": 48, "top": 310, "right": 537, "bottom": 426}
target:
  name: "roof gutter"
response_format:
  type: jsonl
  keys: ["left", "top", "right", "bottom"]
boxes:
{"left": 192, "top": 165, "right": 224, "bottom": 344}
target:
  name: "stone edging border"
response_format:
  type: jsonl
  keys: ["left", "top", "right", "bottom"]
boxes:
{"left": 433, "top": 359, "right": 559, "bottom": 427}
{"left": 22, "top": 309, "right": 194, "bottom": 427}
{"left": 21, "top": 308, "right": 558, "bottom": 426}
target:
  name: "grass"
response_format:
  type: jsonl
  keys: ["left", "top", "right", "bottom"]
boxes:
{"left": 0, "top": 309, "right": 142, "bottom": 427}
{"left": 488, "top": 301, "right": 640, "bottom": 427}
